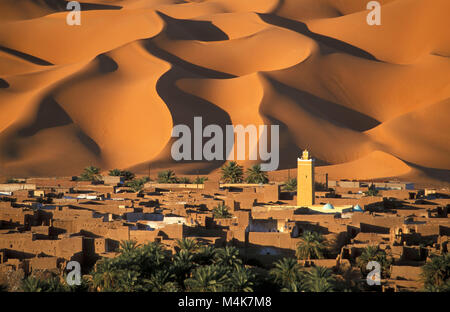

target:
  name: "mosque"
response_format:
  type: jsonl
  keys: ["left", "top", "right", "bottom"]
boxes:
{"left": 264, "top": 150, "right": 361, "bottom": 214}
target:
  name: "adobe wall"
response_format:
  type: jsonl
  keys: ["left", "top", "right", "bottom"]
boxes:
{"left": 0, "top": 235, "right": 83, "bottom": 260}
{"left": 157, "top": 223, "right": 184, "bottom": 240}
{"left": 130, "top": 230, "right": 159, "bottom": 245}
{"left": 390, "top": 265, "right": 422, "bottom": 281}
{"left": 29, "top": 256, "right": 59, "bottom": 272}
{"left": 0, "top": 184, "right": 36, "bottom": 192}
{"left": 247, "top": 232, "right": 299, "bottom": 250}
{"left": 352, "top": 214, "right": 404, "bottom": 233}
{"left": 252, "top": 210, "right": 294, "bottom": 220}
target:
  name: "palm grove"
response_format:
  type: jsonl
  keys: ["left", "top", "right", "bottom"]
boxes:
{"left": 15, "top": 235, "right": 450, "bottom": 292}
{"left": 13, "top": 164, "right": 449, "bottom": 292}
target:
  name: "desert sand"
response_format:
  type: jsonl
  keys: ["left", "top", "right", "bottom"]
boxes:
{"left": 0, "top": 0, "right": 449, "bottom": 184}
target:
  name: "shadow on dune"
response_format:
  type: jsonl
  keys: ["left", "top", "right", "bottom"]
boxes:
{"left": 0, "top": 78, "right": 9, "bottom": 88}
{"left": 138, "top": 37, "right": 235, "bottom": 174}
{"left": 156, "top": 11, "right": 229, "bottom": 42}
{"left": 97, "top": 54, "right": 118, "bottom": 73}
{"left": 144, "top": 36, "right": 235, "bottom": 79}
{"left": 403, "top": 161, "right": 450, "bottom": 183}
{"left": 263, "top": 75, "right": 381, "bottom": 132}
{"left": 258, "top": 13, "right": 377, "bottom": 61}
{"left": 30, "top": 0, "right": 122, "bottom": 11}
{"left": 0, "top": 45, "right": 53, "bottom": 66}
{"left": 0, "top": 94, "right": 102, "bottom": 161}
{"left": 0, "top": 52, "right": 123, "bottom": 174}
{"left": 260, "top": 114, "right": 329, "bottom": 171}
{"left": 17, "top": 96, "right": 72, "bottom": 137}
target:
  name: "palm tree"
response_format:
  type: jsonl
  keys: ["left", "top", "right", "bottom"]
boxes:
{"left": 296, "top": 231, "right": 326, "bottom": 260}
{"left": 365, "top": 183, "right": 379, "bottom": 196}
{"left": 212, "top": 203, "right": 232, "bottom": 219}
{"left": 221, "top": 161, "right": 244, "bottom": 183}
{"left": 21, "top": 277, "right": 43, "bottom": 292}
{"left": 80, "top": 166, "right": 101, "bottom": 182}
{"left": 92, "top": 260, "right": 122, "bottom": 291}
{"left": 194, "top": 245, "right": 216, "bottom": 266}
{"left": 109, "top": 169, "right": 122, "bottom": 176}
{"left": 421, "top": 253, "right": 450, "bottom": 289}
{"left": 138, "top": 242, "right": 168, "bottom": 273}
{"left": 283, "top": 178, "right": 297, "bottom": 192}
{"left": 334, "top": 265, "right": 364, "bottom": 292}
{"left": 270, "top": 258, "right": 301, "bottom": 289}
{"left": 120, "top": 170, "right": 135, "bottom": 181}
{"left": 193, "top": 177, "right": 208, "bottom": 184}
{"left": 303, "top": 266, "right": 336, "bottom": 292}
{"left": 214, "top": 246, "right": 242, "bottom": 268}
{"left": 184, "top": 265, "right": 230, "bottom": 292}
{"left": 245, "top": 164, "right": 269, "bottom": 184}
{"left": 229, "top": 266, "right": 255, "bottom": 292}
{"left": 21, "top": 276, "right": 69, "bottom": 292}
{"left": 119, "top": 240, "right": 140, "bottom": 255}
{"left": 172, "top": 250, "right": 195, "bottom": 287}
{"left": 146, "top": 271, "right": 178, "bottom": 292}
{"left": 116, "top": 270, "right": 142, "bottom": 292}
{"left": 356, "top": 245, "right": 392, "bottom": 278}
{"left": 175, "top": 238, "right": 199, "bottom": 253}
{"left": 281, "top": 281, "right": 302, "bottom": 292}
{"left": 178, "top": 177, "right": 191, "bottom": 184}
{"left": 125, "top": 178, "right": 147, "bottom": 193}
{"left": 157, "top": 170, "right": 178, "bottom": 183}
{"left": 45, "top": 276, "right": 69, "bottom": 292}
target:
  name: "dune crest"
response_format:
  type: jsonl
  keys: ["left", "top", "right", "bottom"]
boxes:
{"left": 0, "top": 0, "right": 448, "bottom": 184}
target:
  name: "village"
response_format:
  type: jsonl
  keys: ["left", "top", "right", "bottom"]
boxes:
{"left": 0, "top": 151, "right": 448, "bottom": 292}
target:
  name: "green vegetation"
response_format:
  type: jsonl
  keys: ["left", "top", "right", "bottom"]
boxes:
{"left": 356, "top": 245, "right": 392, "bottom": 278}
{"left": 214, "top": 246, "right": 242, "bottom": 268}
{"left": 221, "top": 161, "right": 244, "bottom": 183}
{"left": 421, "top": 253, "right": 450, "bottom": 292}
{"left": 270, "top": 257, "right": 302, "bottom": 290}
{"left": 108, "top": 169, "right": 122, "bottom": 176}
{"left": 125, "top": 177, "right": 150, "bottom": 193}
{"left": 20, "top": 275, "right": 80, "bottom": 292}
{"left": 315, "top": 182, "right": 328, "bottom": 191}
{"left": 269, "top": 258, "right": 339, "bottom": 292}
{"left": 178, "top": 177, "right": 192, "bottom": 184}
{"left": 157, "top": 170, "right": 178, "bottom": 183}
{"left": 175, "top": 238, "right": 199, "bottom": 254}
{"left": 15, "top": 240, "right": 363, "bottom": 292}
{"left": 365, "top": 184, "right": 379, "bottom": 196}
{"left": 119, "top": 240, "right": 140, "bottom": 254}
{"left": 296, "top": 231, "right": 327, "bottom": 260}
{"left": 79, "top": 166, "right": 101, "bottom": 182}
{"left": 212, "top": 203, "right": 232, "bottom": 219}
{"left": 184, "top": 265, "right": 230, "bottom": 292}
{"left": 109, "top": 169, "right": 135, "bottom": 181}
{"left": 302, "top": 266, "right": 336, "bottom": 292}
{"left": 283, "top": 178, "right": 297, "bottom": 192}
{"left": 6, "top": 178, "right": 24, "bottom": 184}
{"left": 193, "top": 176, "right": 208, "bottom": 184}
{"left": 245, "top": 164, "right": 269, "bottom": 184}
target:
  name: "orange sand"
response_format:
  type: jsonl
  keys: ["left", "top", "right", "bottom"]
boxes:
{"left": 0, "top": 0, "right": 448, "bottom": 183}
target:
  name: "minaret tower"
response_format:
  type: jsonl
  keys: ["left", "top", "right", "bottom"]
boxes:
{"left": 297, "top": 150, "right": 315, "bottom": 207}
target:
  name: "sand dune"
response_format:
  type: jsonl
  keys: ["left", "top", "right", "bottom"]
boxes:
{"left": 315, "top": 150, "right": 411, "bottom": 181}
{"left": 0, "top": 0, "right": 448, "bottom": 184}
